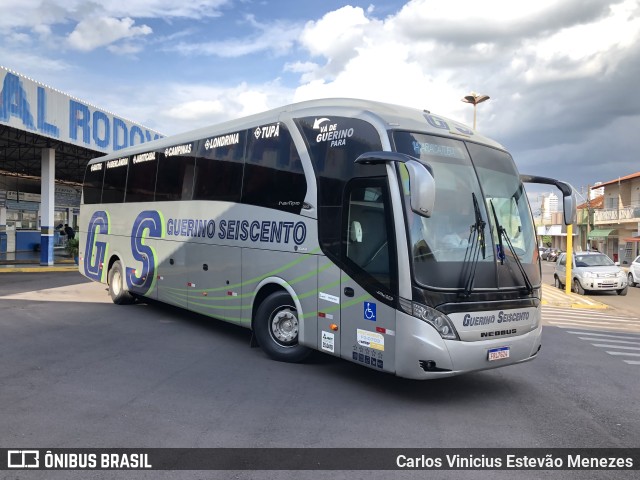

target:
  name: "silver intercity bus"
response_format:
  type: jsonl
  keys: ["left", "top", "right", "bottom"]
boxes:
{"left": 79, "top": 98, "right": 575, "bottom": 379}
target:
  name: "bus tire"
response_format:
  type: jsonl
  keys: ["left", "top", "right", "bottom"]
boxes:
{"left": 108, "top": 260, "right": 135, "bottom": 305}
{"left": 254, "top": 291, "right": 311, "bottom": 363}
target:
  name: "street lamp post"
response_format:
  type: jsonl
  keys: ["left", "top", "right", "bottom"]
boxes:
{"left": 461, "top": 92, "right": 490, "bottom": 130}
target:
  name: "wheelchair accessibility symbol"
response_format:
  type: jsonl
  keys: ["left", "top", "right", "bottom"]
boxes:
{"left": 364, "top": 302, "right": 376, "bottom": 321}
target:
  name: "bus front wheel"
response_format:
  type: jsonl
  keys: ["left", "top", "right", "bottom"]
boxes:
{"left": 108, "top": 260, "right": 135, "bottom": 305}
{"left": 254, "top": 291, "right": 311, "bottom": 363}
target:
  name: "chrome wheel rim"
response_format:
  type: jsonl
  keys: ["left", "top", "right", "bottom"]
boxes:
{"left": 270, "top": 306, "right": 299, "bottom": 347}
{"left": 112, "top": 269, "right": 122, "bottom": 296}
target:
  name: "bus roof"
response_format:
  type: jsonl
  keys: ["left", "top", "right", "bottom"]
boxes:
{"left": 89, "top": 98, "right": 504, "bottom": 164}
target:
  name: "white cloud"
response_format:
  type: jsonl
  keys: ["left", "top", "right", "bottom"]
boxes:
{"left": 166, "top": 99, "right": 225, "bottom": 120}
{"left": 67, "top": 16, "right": 152, "bottom": 51}
{"left": 0, "top": 0, "right": 229, "bottom": 52}
{"left": 290, "top": 1, "right": 640, "bottom": 130}
{"left": 169, "top": 15, "right": 302, "bottom": 58}
{"left": 101, "top": 81, "right": 294, "bottom": 135}
{"left": 280, "top": 0, "right": 640, "bottom": 186}
{"left": 0, "top": 0, "right": 229, "bottom": 29}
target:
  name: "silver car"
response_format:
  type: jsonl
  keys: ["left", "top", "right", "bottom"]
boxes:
{"left": 554, "top": 252, "right": 627, "bottom": 296}
{"left": 628, "top": 255, "right": 640, "bottom": 287}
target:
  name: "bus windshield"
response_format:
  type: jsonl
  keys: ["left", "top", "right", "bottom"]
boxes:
{"left": 393, "top": 132, "right": 538, "bottom": 290}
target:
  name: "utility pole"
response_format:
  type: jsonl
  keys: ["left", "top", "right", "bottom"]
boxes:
{"left": 586, "top": 184, "right": 591, "bottom": 251}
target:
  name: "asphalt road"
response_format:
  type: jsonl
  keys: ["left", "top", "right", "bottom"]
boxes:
{"left": 1, "top": 272, "right": 638, "bottom": 480}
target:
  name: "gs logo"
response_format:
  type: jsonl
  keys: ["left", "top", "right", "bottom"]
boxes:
{"left": 84, "top": 210, "right": 164, "bottom": 294}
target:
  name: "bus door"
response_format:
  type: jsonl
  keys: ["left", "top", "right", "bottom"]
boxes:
{"left": 339, "top": 178, "right": 397, "bottom": 374}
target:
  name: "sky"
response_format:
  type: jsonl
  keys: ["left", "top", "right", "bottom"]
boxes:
{"left": 1, "top": 0, "right": 639, "bottom": 203}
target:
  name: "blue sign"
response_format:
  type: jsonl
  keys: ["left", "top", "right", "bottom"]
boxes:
{"left": 364, "top": 302, "right": 376, "bottom": 321}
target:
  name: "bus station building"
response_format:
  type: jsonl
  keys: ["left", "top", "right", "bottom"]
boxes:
{"left": 0, "top": 66, "right": 162, "bottom": 264}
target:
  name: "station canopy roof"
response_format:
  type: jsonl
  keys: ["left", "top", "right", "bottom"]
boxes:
{"left": 1, "top": 66, "right": 163, "bottom": 187}
{"left": 0, "top": 124, "right": 100, "bottom": 185}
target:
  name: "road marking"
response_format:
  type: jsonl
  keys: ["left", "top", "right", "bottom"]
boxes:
{"left": 548, "top": 322, "right": 639, "bottom": 332}
{"left": 592, "top": 344, "right": 640, "bottom": 350}
{"left": 558, "top": 326, "right": 640, "bottom": 365}
{"left": 579, "top": 337, "right": 640, "bottom": 345}
{"left": 543, "top": 307, "right": 637, "bottom": 320}
{"left": 543, "top": 305, "right": 640, "bottom": 334}
{"left": 547, "top": 318, "right": 639, "bottom": 325}
{"left": 568, "top": 331, "right": 640, "bottom": 339}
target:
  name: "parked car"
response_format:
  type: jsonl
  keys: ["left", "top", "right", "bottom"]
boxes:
{"left": 554, "top": 252, "right": 627, "bottom": 295}
{"left": 541, "top": 247, "right": 556, "bottom": 261}
{"left": 547, "top": 249, "right": 561, "bottom": 262}
{"left": 627, "top": 255, "right": 640, "bottom": 287}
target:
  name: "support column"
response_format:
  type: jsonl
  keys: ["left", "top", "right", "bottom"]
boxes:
{"left": 0, "top": 207, "right": 7, "bottom": 254}
{"left": 40, "top": 148, "right": 55, "bottom": 265}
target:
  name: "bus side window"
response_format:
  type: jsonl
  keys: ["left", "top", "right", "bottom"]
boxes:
{"left": 102, "top": 159, "right": 128, "bottom": 203}
{"left": 125, "top": 153, "right": 157, "bottom": 202}
{"left": 83, "top": 163, "right": 105, "bottom": 204}
{"left": 193, "top": 132, "right": 245, "bottom": 202}
{"left": 242, "top": 124, "right": 306, "bottom": 214}
{"left": 155, "top": 146, "right": 196, "bottom": 201}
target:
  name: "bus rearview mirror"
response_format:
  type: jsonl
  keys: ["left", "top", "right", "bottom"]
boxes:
{"left": 405, "top": 160, "right": 435, "bottom": 218}
{"left": 519, "top": 174, "right": 577, "bottom": 226}
{"left": 355, "top": 152, "right": 435, "bottom": 218}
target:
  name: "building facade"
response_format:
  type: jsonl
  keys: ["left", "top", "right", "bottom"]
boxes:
{"left": 590, "top": 172, "right": 640, "bottom": 265}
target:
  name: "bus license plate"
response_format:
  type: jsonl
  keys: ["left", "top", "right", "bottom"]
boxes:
{"left": 488, "top": 346, "right": 510, "bottom": 361}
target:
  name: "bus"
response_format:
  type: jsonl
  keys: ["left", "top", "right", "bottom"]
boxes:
{"left": 79, "top": 98, "right": 576, "bottom": 379}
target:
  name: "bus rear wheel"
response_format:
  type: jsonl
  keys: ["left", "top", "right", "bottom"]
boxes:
{"left": 254, "top": 291, "right": 311, "bottom": 363}
{"left": 108, "top": 260, "right": 135, "bottom": 305}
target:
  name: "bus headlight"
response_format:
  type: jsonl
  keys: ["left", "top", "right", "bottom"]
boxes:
{"left": 412, "top": 303, "right": 459, "bottom": 340}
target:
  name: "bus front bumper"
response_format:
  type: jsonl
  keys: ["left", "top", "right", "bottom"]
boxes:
{"left": 395, "top": 312, "right": 542, "bottom": 380}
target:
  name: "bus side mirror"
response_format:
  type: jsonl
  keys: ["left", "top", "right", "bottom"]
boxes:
{"left": 405, "top": 159, "right": 435, "bottom": 217}
{"left": 355, "top": 151, "right": 435, "bottom": 217}
{"left": 519, "top": 174, "right": 577, "bottom": 225}
{"left": 562, "top": 187, "right": 577, "bottom": 226}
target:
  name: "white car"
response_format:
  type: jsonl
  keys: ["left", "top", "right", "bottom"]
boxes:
{"left": 628, "top": 255, "right": 640, "bottom": 287}
{"left": 554, "top": 252, "right": 627, "bottom": 296}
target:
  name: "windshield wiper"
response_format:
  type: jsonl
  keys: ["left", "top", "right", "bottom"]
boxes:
{"left": 489, "top": 200, "right": 533, "bottom": 295}
{"left": 461, "top": 192, "right": 486, "bottom": 297}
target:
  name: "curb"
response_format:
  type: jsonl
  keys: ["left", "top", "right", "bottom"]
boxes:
{"left": 570, "top": 303, "right": 609, "bottom": 310}
{"left": 540, "top": 284, "right": 608, "bottom": 309}
{"left": 0, "top": 265, "right": 79, "bottom": 273}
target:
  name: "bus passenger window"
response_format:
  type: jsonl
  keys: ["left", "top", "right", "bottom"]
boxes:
{"left": 102, "top": 158, "right": 128, "bottom": 203}
{"left": 155, "top": 145, "right": 196, "bottom": 201}
{"left": 126, "top": 152, "right": 157, "bottom": 202}
{"left": 193, "top": 131, "right": 245, "bottom": 202}
{"left": 82, "top": 163, "right": 104, "bottom": 204}
{"left": 242, "top": 124, "right": 306, "bottom": 214}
